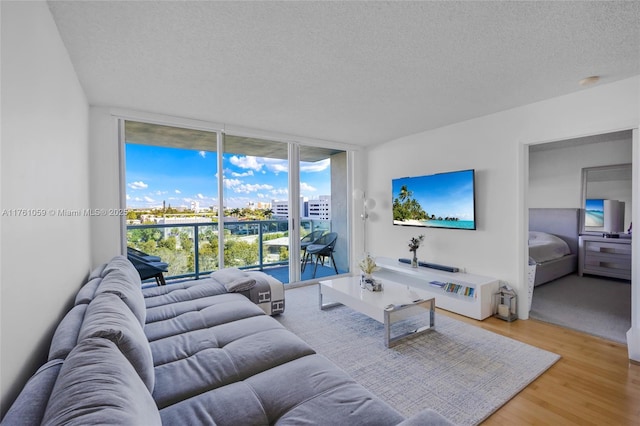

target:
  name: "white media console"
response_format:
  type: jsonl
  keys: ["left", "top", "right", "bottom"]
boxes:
{"left": 373, "top": 257, "right": 500, "bottom": 320}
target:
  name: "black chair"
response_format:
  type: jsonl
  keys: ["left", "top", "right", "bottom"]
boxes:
{"left": 305, "top": 232, "right": 338, "bottom": 278}
{"left": 127, "top": 246, "right": 162, "bottom": 262}
{"left": 127, "top": 248, "right": 168, "bottom": 286}
{"left": 300, "top": 230, "right": 326, "bottom": 272}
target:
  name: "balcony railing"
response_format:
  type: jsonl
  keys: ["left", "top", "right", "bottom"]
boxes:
{"left": 126, "top": 219, "right": 331, "bottom": 283}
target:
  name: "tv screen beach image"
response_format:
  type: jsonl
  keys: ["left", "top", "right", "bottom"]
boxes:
{"left": 392, "top": 169, "right": 475, "bottom": 230}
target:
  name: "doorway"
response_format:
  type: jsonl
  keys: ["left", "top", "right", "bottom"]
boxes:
{"left": 527, "top": 130, "right": 633, "bottom": 343}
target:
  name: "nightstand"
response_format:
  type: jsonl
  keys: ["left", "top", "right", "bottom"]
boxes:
{"left": 578, "top": 235, "right": 631, "bottom": 280}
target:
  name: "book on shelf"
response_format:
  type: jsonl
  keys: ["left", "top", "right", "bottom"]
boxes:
{"left": 442, "top": 282, "right": 475, "bottom": 298}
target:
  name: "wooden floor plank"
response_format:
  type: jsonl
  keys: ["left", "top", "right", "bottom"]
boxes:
{"left": 437, "top": 309, "right": 640, "bottom": 425}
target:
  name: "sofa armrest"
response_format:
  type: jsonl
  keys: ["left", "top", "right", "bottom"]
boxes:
{"left": 396, "top": 409, "right": 454, "bottom": 426}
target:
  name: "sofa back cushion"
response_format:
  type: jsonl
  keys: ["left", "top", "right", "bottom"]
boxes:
{"left": 96, "top": 255, "right": 146, "bottom": 325}
{"left": 88, "top": 262, "right": 108, "bottom": 280}
{"left": 74, "top": 276, "right": 102, "bottom": 305}
{"left": 1, "top": 360, "right": 63, "bottom": 426}
{"left": 79, "top": 292, "right": 155, "bottom": 392}
{"left": 47, "top": 304, "right": 87, "bottom": 361}
{"left": 42, "top": 337, "right": 161, "bottom": 426}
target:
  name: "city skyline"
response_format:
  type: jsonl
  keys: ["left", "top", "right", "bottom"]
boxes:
{"left": 125, "top": 144, "right": 331, "bottom": 209}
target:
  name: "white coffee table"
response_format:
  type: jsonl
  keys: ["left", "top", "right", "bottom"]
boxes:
{"left": 319, "top": 275, "right": 435, "bottom": 347}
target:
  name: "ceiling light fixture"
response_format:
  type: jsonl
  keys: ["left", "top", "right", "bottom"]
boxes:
{"left": 579, "top": 76, "right": 600, "bottom": 87}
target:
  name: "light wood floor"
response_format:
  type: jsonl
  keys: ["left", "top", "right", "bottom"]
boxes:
{"left": 439, "top": 310, "right": 640, "bottom": 425}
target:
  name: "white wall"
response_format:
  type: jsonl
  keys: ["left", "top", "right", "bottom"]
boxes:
{"left": 0, "top": 1, "right": 90, "bottom": 413}
{"left": 366, "top": 76, "right": 639, "bottom": 321}
{"left": 529, "top": 135, "right": 632, "bottom": 209}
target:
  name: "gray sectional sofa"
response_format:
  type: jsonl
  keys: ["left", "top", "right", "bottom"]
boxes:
{"left": 2, "top": 255, "right": 452, "bottom": 425}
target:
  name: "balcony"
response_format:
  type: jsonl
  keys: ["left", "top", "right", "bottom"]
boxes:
{"left": 127, "top": 219, "right": 346, "bottom": 285}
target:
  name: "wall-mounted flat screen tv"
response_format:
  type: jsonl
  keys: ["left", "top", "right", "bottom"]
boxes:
{"left": 392, "top": 169, "right": 476, "bottom": 230}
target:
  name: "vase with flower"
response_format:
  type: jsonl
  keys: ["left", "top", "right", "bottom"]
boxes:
{"left": 358, "top": 254, "right": 379, "bottom": 288}
{"left": 408, "top": 235, "right": 425, "bottom": 268}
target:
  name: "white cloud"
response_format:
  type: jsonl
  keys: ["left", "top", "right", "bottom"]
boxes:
{"left": 230, "top": 155, "right": 263, "bottom": 172}
{"left": 175, "top": 189, "right": 181, "bottom": 194}
{"left": 126, "top": 194, "right": 131, "bottom": 200}
{"left": 229, "top": 156, "right": 289, "bottom": 175}
{"left": 233, "top": 183, "right": 274, "bottom": 194}
{"left": 270, "top": 187, "right": 288, "bottom": 196}
{"left": 196, "top": 193, "right": 205, "bottom": 199}
{"left": 262, "top": 158, "right": 288, "bottom": 174}
{"left": 143, "top": 196, "right": 155, "bottom": 202}
{"left": 231, "top": 170, "right": 254, "bottom": 177}
{"left": 224, "top": 178, "right": 242, "bottom": 189}
{"left": 128, "top": 181, "right": 148, "bottom": 190}
{"left": 300, "top": 182, "right": 317, "bottom": 192}
{"left": 301, "top": 158, "right": 330, "bottom": 173}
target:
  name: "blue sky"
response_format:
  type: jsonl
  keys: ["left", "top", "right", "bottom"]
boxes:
{"left": 392, "top": 169, "right": 475, "bottom": 220}
{"left": 125, "top": 144, "right": 331, "bottom": 209}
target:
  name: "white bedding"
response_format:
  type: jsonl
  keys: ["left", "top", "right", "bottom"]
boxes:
{"left": 528, "top": 231, "right": 571, "bottom": 264}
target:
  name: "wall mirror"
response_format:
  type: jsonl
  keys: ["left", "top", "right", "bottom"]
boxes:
{"left": 581, "top": 163, "right": 632, "bottom": 235}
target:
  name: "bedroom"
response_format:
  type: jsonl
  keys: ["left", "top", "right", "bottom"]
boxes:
{"left": 527, "top": 130, "right": 633, "bottom": 343}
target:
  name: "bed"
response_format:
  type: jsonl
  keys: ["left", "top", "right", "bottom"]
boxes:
{"left": 529, "top": 208, "right": 580, "bottom": 286}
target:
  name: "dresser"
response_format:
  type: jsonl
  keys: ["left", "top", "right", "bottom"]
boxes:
{"left": 578, "top": 235, "right": 632, "bottom": 280}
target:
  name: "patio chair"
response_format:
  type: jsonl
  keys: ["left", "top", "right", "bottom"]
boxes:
{"left": 127, "top": 246, "right": 162, "bottom": 262}
{"left": 306, "top": 232, "right": 339, "bottom": 278}
{"left": 300, "top": 230, "right": 326, "bottom": 273}
{"left": 126, "top": 249, "right": 168, "bottom": 286}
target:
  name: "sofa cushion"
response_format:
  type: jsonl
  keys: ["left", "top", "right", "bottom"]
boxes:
{"left": 152, "top": 326, "right": 315, "bottom": 408}
{"left": 144, "top": 293, "right": 265, "bottom": 341}
{"left": 48, "top": 304, "right": 87, "bottom": 361}
{"left": 1, "top": 360, "right": 63, "bottom": 426}
{"left": 79, "top": 292, "right": 155, "bottom": 392}
{"left": 149, "top": 315, "right": 285, "bottom": 366}
{"left": 42, "top": 337, "right": 161, "bottom": 426}
{"left": 73, "top": 277, "right": 102, "bottom": 305}
{"left": 88, "top": 262, "right": 108, "bottom": 280}
{"left": 96, "top": 256, "right": 146, "bottom": 325}
{"left": 159, "top": 381, "right": 270, "bottom": 425}
{"left": 251, "top": 354, "right": 405, "bottom": 426}
{"left": 142, "top": 280, "right": 228, "bottom": 309}
{"left": 159, "top": 354, "right": 405, "bottom": 426}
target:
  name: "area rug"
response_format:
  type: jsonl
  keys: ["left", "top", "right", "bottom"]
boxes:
{"left": 277, "top": 284, "right": 560, "bottom": 426}
{"left": 529, "top": 273, "right": 630, "bottom": 344}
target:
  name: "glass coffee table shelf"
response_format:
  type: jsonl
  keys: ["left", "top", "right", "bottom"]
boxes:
{"left": 319, "top": 275, "right": 435, "bottom": 348}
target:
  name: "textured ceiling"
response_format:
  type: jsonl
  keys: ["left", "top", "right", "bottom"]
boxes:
{"left": 47, "top": 1, "right": 640, "bottom": 146}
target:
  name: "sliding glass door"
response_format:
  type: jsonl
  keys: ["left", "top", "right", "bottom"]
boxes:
{"left": 299, "top": 146, "right": 349, "bottom": 281}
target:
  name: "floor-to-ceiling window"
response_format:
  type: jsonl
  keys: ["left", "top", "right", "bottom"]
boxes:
{"left": 124, "top": 121, "right": 219, "bottom": 279}
{"left": 122, "top": 119, "right": 350, "bottom": 284}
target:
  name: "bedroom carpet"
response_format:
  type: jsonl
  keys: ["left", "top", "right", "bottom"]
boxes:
{"left": 277, "top": 284, "right": 560, "bottom": 426}
{"left": 529, "top": 273, "right": 631, "bottom": 344}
